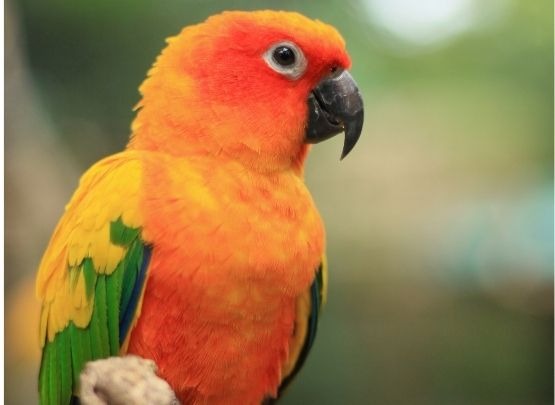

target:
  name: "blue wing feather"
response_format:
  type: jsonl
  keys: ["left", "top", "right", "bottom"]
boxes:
{"left": 119, "top": 244, "right": 152, "bottom": 344}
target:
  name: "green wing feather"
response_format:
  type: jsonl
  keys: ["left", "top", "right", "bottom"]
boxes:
{"left": 38, "top": 218, "right": 150, "bottom": 405}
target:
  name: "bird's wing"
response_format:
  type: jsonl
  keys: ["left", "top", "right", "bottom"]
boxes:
{"left": 277, "top": 256, "right": 328, "bottom": 397}
{"left": 36, "top": 152, "right": 151, "bottom": 404}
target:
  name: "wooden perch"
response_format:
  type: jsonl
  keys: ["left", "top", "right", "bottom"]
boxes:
{"left": 79, "top": 355, "right": 179, "bottom": 405}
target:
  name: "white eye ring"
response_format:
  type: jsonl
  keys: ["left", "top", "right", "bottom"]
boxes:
{"left": 263, "top": 41, "right": 307, "bottom": 80}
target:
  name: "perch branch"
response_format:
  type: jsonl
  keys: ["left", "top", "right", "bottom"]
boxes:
{"left": 79, "top": 355, "right": 179, "bottom": 405}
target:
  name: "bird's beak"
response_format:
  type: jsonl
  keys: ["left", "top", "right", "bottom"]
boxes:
{"left": 305, "top": 70, "right": 364, "bottom": 159}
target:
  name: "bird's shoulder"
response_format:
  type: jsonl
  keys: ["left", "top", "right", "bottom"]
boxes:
{"left": 36, "top": 151, "right": 146, "bottom": 343}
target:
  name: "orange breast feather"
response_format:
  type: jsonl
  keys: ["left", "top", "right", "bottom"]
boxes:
{"left": 127, "top": 152, "right": 325, "bottom": 404}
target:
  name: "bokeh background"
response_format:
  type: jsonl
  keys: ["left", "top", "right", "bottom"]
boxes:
{"left": 5, "top": 0, "right": 553, "bottom": 403}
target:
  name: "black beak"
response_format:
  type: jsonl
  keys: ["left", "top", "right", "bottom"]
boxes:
{"left": 305, "top": 70, "right": 364, "bottom": 159}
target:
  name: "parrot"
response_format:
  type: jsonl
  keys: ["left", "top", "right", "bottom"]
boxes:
{"left": 36, "top": 10, "right": 364, "bottom": 405}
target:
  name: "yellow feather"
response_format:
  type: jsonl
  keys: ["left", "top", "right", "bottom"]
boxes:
{"left": 38, "top": 304, "right": 49, "bottom": 346}
{"left": 72, "top": 303, "right": 93, "bottom": 329}
{"left": 281, "top": 289, "right": 310, "bottom": 379}
{"left": 321, "top": 254, "right": 328, "bottom": 305}
{"left": 72, "top": 271, "right": 86, "bottom": 308}
{"left": 36, "top": 152, "right": 145, "bottom": 345}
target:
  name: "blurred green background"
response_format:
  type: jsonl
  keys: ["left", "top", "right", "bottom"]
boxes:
{"left": 5, "top": 0, "right": 553, "bottom": 404}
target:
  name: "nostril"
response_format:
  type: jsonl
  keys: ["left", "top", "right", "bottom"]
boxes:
{"left": 329, "top": 65, "right": 342, "bottom": 78}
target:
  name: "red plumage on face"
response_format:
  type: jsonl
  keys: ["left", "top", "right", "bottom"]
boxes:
{"left": 186, "top": 12, "right": 351, "bottom": 102}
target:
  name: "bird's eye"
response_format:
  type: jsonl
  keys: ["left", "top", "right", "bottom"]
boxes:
{"left": 263, "top": 41, "right": 307, "bottom": 80}
{"left": 273, "top": 46, "right": 296, "bottom": 66}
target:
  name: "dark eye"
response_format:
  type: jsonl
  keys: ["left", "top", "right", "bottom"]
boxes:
{"left": 263, "top": 41, "right": 307, "bottom": 80}
{"left": 272, "top": 46, "right": 296, "bottom": 66}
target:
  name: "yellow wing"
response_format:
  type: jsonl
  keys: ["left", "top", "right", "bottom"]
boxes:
{"left": 36, "top": 151, "right": 147, "bottom": 404}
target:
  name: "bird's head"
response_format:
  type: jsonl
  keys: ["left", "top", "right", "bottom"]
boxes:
{"left": 130, "top": 10, "right": 364, "bottom": 172}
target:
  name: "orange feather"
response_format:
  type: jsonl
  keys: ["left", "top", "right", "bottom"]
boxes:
{"left": 128, "top": 153, "right": 324, "bottom": 403}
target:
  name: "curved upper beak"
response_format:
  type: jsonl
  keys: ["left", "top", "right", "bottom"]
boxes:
{"left": 305, "top": 70, "right": 364, "bottom": 159}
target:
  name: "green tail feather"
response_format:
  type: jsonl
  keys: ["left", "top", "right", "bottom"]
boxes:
{"left": 48, "top": 339, "right": 60, "bottom": 405}
{"left": 39, "top": 343, "right": 50, "bottom": 403}
{"left": 106, "top": 262, "right": 124, "bottom": 355}
{"left": 120, "top": 240, "right": 141, "bottom": 314}
{"left": 93, "top": 276, "right": 111, "bottom": 356}
{"left": 82, "top": 259, "right": 97, "bottom": 301}
{"left": 57, "top": 330, "right": 72, "bottom": 404}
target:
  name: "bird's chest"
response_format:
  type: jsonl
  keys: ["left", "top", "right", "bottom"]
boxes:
{"left": 141, "top": 156, "right": 324, "bottom": 294}
{"left": 129, "top": 156, "right": 324, "bottom": 402}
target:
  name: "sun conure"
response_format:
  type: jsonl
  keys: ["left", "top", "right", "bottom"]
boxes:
{"left": 36, "top": 10, "right": 364, "bottom": 405}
